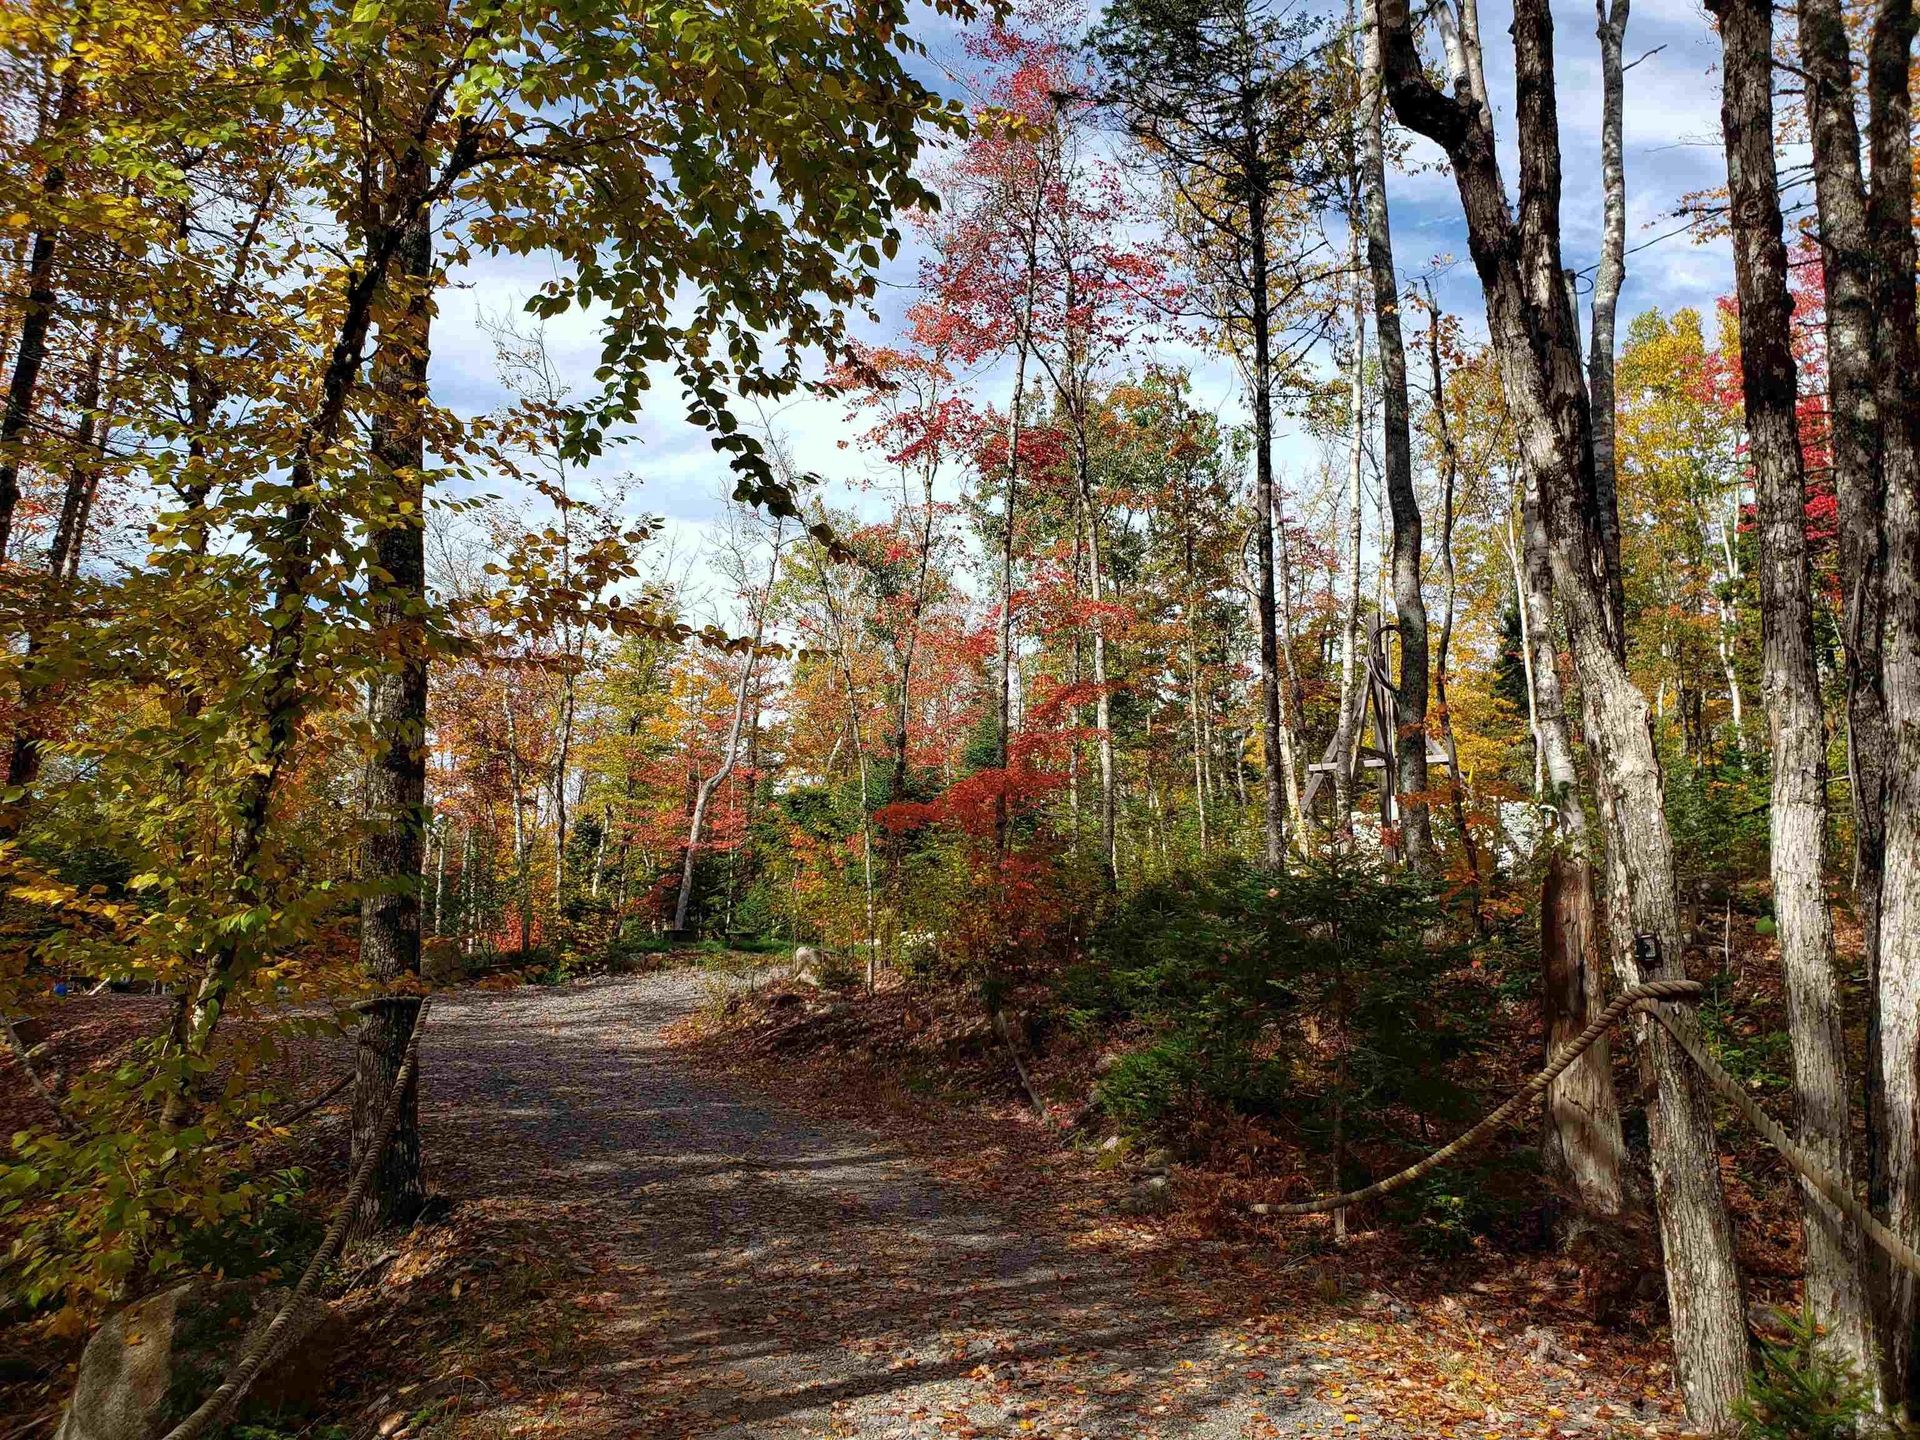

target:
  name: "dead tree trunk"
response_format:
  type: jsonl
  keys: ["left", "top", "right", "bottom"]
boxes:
{"left": 1586, "top": 0, "right": 1629, "bottom": 624}
{"left": 1522, "top": 472, "right": 1627, "bottom": 1221}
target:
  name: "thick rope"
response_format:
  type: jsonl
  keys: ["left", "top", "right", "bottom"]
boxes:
{"left": 1251, "top": 978, "right": 1703, "bottom": 1217}
{"left": 1643, "top": 1002, "right": 1920, "bottom": 1280}
{"left": 157, "top": 996, "right": 432, "bottom": 1440}
{"left": 1247, "top": 979, "right": 1920, "bottom": 1283}
{"left": 3, "top": 1010, "right": 76, "bottom": 1134}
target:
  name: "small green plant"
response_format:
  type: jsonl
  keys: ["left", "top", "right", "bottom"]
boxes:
{"left": 527, "top": 951, "right": 577, "bottom": 985}
{"left": 1735, "top": 1306, "right": 1890, "bottom": 1439}
{"left": 1405, "top": 1181, "right": 1475, "bottom": 1257}
{"left": 694, "top": 976, "right": 744, "bottom": 1027}
{"left": 1071, "top": 854, "right": 1475, "bottom": 1146}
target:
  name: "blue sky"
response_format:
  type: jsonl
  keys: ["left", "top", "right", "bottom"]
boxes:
{"left": 429, "top": 0, "right": 1735, "bottom": 625}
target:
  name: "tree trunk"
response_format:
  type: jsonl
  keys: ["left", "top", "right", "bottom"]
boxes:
{"left": 1420, "top": 285, "right": 1481, "bottom": 900}
{"left": 995, "top": 337, "right": 1029, "bottom": 851}
{"left": 1, "top": 310, "right": 114, "bottom": 835}
{"left": 431, "top": 817, "right": 446, "bottom": 935}
{"left": 1864, "top": 0, "right": 1920, "bottom": 1398}
{"left": 1330, "top": 238, "right": 1367, "bottom": 830}
{"left": 1707, "top": 504, "right": 1745, "bottom": 746}
{"left": 1361, "top": 0, "right": 1430, "bottom": 862}
{"left": 1795, "top": 0, "right": 1886, "bottom": 1015}
{"left": 352, "top": 212, "right": 433, "bottom": 1236}
{"left": 1077, "top": 434, "right": 1118, "bottom": 887}
{"left": 1377, "top": 0, "right": 1749, "bottom": 1421}
{"left": 501, "top": 690, "right": 533, "bottom": 949}
{"left": 1713, "top": 0, "right": 1879, "bottom": 1382}
{"left": 552, "top": 659, "right": 576, "bottom": 924}
{"left": 1249, "top": 189, "right": 1289, "bottom": 868}
{"left": 168, "top": 128, "right": 478, "bottom": 1107}
{"left": 674, "top": 535, "right": 780, "bottom": 933}
{"left": 1586, "top": 0, "right": 1629, "bottom": 625}
{"left": 1540, "top": 850, "right": 1625, "bottom": 1216}
{"left": 1269, "top": 478, "right": 1307, "bottom": 846}
{"left": 819, "top": 554, "right": 878, "bottom": 986}
{"left": 1522, "top": 472, "right": 1627, "bottom": 1219}
{"left": 1184, "top": 483, "right": 1210, "bottom": 855}
{"left": 892, "top": 444, "right": 939, "bottom": 806}
{"left": 0, "top": 63, "right": 83, "bottom": 565}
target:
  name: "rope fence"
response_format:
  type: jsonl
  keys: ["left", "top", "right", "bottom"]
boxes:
{"left": 1249, "top": 977, "right": 1920, "bottom": 1286}
{"left": 1251, "top": 978, "right": 1702, "bottom": 1217}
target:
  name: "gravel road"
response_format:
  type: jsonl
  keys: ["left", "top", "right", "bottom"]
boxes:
{"left": 418, "top": 969, "right": 1395, "bottom": 1440}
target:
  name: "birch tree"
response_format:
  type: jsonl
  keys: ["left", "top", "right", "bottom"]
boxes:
{"left": 672, "top": 515, "right": 785, "bottom": 934}
{"left": 1375, "top": 0, "right": 1749, "bottom": 1419}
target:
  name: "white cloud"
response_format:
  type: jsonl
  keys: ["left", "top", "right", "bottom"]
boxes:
{"left": 429, "top": 0, "right": 1737, "bottom": 627}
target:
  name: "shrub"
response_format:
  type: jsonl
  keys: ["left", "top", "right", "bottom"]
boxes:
{"left": 2, "top": 1036, "right": 318, "bottom": 1331}
{"left": 1069, "top": 853, "right": 1480, "bottom": 1153}
{"left": 1735, "top": 1306, "right": 1890, "bottom": 1439}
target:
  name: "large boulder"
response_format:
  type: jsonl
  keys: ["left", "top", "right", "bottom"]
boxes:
{"left": 57, "top": 1278, "right": 340, "bottom": 1440}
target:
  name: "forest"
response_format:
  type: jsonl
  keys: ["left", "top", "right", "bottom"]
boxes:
{"left": 1, "top": 0, "right": 1918, "bottom": 1434}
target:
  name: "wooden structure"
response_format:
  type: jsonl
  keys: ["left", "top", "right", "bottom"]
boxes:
{"left": 1299, "top": 613, "right": 1450, "bottom": 830}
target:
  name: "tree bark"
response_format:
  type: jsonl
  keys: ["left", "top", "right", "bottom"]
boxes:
{"left": 1540, "top": 850, "right": 1626, "bottom": 1216}
{"left": 1712, "top": 0, "right": 1879, "bottom": 1379}
{"left": 995, "top": 339, "right": 1031, "bottom": 852}
{"left": 1797, "top": 0, "right": 1890, "bottom": 1232}
{"left": 818, "top": 552, "right": 877, "bottom": 984}
{"left": 1522, "top": 472, "right": 1627, "bottom": 1219}
{"left": 892, "top": 430, "right": 939, "bottom": 806}
{"left": 1586, "top": 0, "right": 1629, "bottom": 624}
{"left": 1377, "top": 0, "right": 1749, "bottom": 1421}
{"left": 1420, "top": 287, "right": 1481, "bottom": 901}
{"left": 1076, "top": 431, "right": 1119, "bottom": 887}
{"left": 351, "top": 212, "right": 433, "bottom": 1236}
{"left": 501, "top": 690, "right": 533, "bottom": 948}
{"left": 1183, "top": 478, "right": 1211, "bottom": 854}
{"left": 0, "top": 63, "right": 84, "bottom": 565}
{"left": 1331, "top": 219, "right": 1367, "bottom": 830}
{"left": 0, "top": 310, "right": 114, "bottom": 834}
{"left": 1249, "top": 185, "right": 1289, "bottom": 868}
{"left": 1361, "top": 0, "right": 1430, "bottom": 861}
{"left": 1864, "top": 0, "right": 1920, "bottom": 1398}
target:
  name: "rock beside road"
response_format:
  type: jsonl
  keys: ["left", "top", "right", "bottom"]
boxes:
{"left": 57, "top": 1279, "right": 340, "bottom": 1440}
